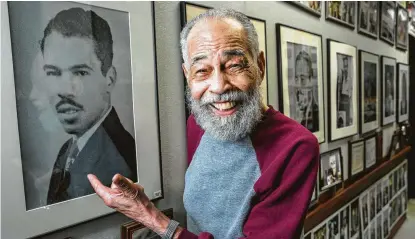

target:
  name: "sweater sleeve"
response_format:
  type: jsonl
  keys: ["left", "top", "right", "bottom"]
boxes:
{"left": 178, "top": 136, "right": 319, "bottom": 239}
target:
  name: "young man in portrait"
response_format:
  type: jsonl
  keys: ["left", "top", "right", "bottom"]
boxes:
{"left": 41, "top": 7, "right": 137, "bottom": 204}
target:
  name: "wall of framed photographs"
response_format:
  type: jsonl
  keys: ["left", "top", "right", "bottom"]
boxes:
{"left": 0, "top": 1, "right": 410, "bottom": 238}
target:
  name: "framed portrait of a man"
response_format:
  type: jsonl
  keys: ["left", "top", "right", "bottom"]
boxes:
{"left": 381, "top": 56, "right": 397, "bottom": 126}
{"left": 319, "top": 148, "right": 343, "bottom": 192}
{"left": 396, "top": 5, "right": 409, "bottom": 51}
{"left": 328, "top": 40, "right": 358, "bottom": 141}
{"left": 291, "top": 1, "right": 322, "bottom": 17}
{"left": 376, "top": 181, "right": 382, "bottom": 214}
{"left": 179, "top": 2, "right": 269, "bottom": 118}
{"left": 2, "top": 2, "right": 163, "bottom": 238}
{"left": 359, "top": 51, "right": 380, "bottom": 135}
{"left": 340, "top": 205, "right": 349, "bottom": 239}
{"left": 350, "top": 198, "right": 360, "bottom": 239}
{"left": 397, "top": 63, "right": 409, "bottom": 123}
{"left": 358, "top": 1, "right": 379, "bottom": 39}
{"left": 348, "top": 139, "right": 365, "bottom": 180}
{"left": 360, "top": 192, "right": 369, "bottom": 231}
{"left": 328, "top": 213, "right": 340, "bottom": 239}
{"left": 382, "top": 208, "right": 389, "bottom": 238}
{"left": 380, "top": 1, "right": 396, "bottom": 45}
{"left": 326, "top": 1, "right": 356, "bottom": 29}
{"left": 276, "top": 24, "right": 325, "bottom": 143}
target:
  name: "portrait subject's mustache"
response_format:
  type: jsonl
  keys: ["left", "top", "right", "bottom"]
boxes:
{"left": 55, "top": 94, "right": 84, "bottom": 111}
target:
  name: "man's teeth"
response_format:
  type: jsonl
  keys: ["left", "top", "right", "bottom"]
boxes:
{"left": 212, "top": 102, "right": 236, "bottom": 111}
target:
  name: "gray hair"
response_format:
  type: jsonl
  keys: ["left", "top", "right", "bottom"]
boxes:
{"left": 180, "top": 8, "right": 259, "bottom": 69}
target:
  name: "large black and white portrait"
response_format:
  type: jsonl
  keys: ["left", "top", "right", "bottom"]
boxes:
{"left": 340, "top": 206, "right": 349, "bottom": 239}
{"left": 365, "top": 135, "right": 377, "bottom": 169}
{"left": 8, "top": 2, "right": 137, "bottom": 209}
{"left": 277, "top": 25, "right": 325, "bottom": 143}
{"left": 360, "top": 192, "right": 369, "bottom": 231}
{"left": 350, "top": 198, "right": 360, "bottom": 239}
{"left": 328, "top": 40, "right": 358, "bottom": 141}
{"left": 2, "top": 1, "right": 162, "bottom": 238}
{"left": 359, "top": 51, "right": 380, "bottom": 134}
{"left": 381, "top": 57, "right": 396, "bottom": 126}
{"left": 319, "top": 148, "right": 343, "bottom": 191}
{"left": 396, "top": 5, "right": 409, "bottom": 50}
{"left": 397, "top": 63, "right": 409, "bottom": 122}
{"left": 328, "top": 214, "right": 340, "bottom": 239}
{"left": 380, "top": 1, "right": 396, "bottom": 45}
{"left": 326, "top": 1, "right": 356, "bottom": 28}
{"left": 358, "top": 1, "right": 379, "bottom": 38}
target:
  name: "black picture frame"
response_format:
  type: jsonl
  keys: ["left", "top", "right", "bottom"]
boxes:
{"left": 359, "top": 50, "right": 380, "bottom": 135}
{"left": 290, "top": 1, "right": 322, "bottom": 17}
{"left": 357, "top": 1, "right": 379, "bottom": 39}
{"left": 327, "top": 39, "right": 358, "bottom": 142}
{"left": 319, "top": 147, "right": 344, "bottom": 192}
{"left": 380, "top": 56, "right": 397, "bottom": 126}
{"left": 388, "top": 132, "right": 400, "bottom": 159}
{"left": 364, "top": 133, "right": 378, "bottom": 171}
{"left": 348, "top": 138, "right": 365, "bottom": 181}
{"left": 179, "top": 2, "right": 269, "bottom": 118}
{"left": 396, "top": 63, "right": 409, "bottom": 123}
{"left": 396, "top": 4, "right": 409, "bottom": 51}
{"left": 380, "top": 1, "right": 396, "bottom": 46}
{"left": 325, "top": 1, "right": 357, "bottom": 29}
{"left": 350, "top": 198, "right": 361, "bottom": 239}
{"left": 276, "top": 24, "right": 325, "bottom": 144}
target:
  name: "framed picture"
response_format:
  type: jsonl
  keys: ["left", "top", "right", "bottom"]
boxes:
{"left": 380, "top": 1, "right": 396, "bottom": 45}
{"left": 360, "top": 192, "right": 369, "bottom": 231}
{"left": 327, "top": 39, "right": 358, "bottom": 141}
{"left": 369, "top": 220, "right": 376, "bottom": 239}
{"left": 358, "top": 1, "right": 379, "bottom": 38}
{"left": 291, "top": 1, "right": 322, "bottom": 17}
{"left": 389, "top": 173, "right": 394, "bottom": 202}
{"left": 340, "top": 205, "right": 349, "bottom": 239}
{"left": 349, "top": 138, "right": 365, "bottom": 180}
{"left": 369, "top": 186, "right": 376, "bottom": 222}
{"left": 326, "top": 1, "right": 356, "bottom": 29}
{"left": 328, "top": 213, "right": 340, "bottom": 239}
{"left": 382, "top": 208, "right": 389, "bottom": 238}
{"left": 120, "top": 208, "right": 173, "bottom": 239}
{"left": 382, "top": 176, "right": 390, "bottom": 207}
{"left": 376, "top": 181, "right": 383, "bottom": 214}
{"left": 388, "top": 132, "right": 400, "bottom": 159}
{"left": 396, "top": 5, "right": 409, "bottom": 50}
{"left": 179, "top": 2, "right": 269, "bottom": 110}
{"left": 1, "top": 2, "right": 163, "bottom": 238}
{"left": 359, "top": 50, "right": 380, "bottom": 135}
{"left": 401, "top": 189, "right": 407, "bottom": 213}
{"left": 364, "top": 134, "right": 377, "bottom": 169}
{"left": 376, "top": 214, "right": 382, "bottom": 239}
{"left": 350, "top": 198, "right": 361, "bottom": 239}
{"left": 381, "top": 56, "right": 397, "bottom": 126}
{"left": 313, "top": 221, "right": 328, "bottom": 239}
{"left": 276, "top": 24, "right": 325, "bottom": 143}
{"left": 319, "top": 148, "right": 343, "bottom": 191}
{"left": 397, "top": 63, "right": 409, "bottom": 123}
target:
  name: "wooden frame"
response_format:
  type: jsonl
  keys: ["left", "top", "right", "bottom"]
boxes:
{"left": 319, "top": 147, "right": 344, "bottom": 192}
{"left": 179, "top": 1, "right": 269, "bottom": 118}
{"left": 380, "top": 1, "right": 396, "bottom": 46}
{"left": 349, "top": 138, "right": 365, "bottom": 181}
{"left": 290, "top": 1, "right": 322, "bottom": 17}
{"left": 276, "top": 24, "right": 325, "bottom": 143}
{"left": 359, "top": 50, "right": 380, "bottom": 135}
{"left": 381, "top": 56, "right": 397, "bottom": 126}
{"left": 396, "top": 4, "right": 409, "bottom": 51}
{"left": 120, "top": 208, "right": 173, "bottom": 239}
{"left": 1, "top": 2, "right": 164, "bottom": 238}
{"left": 396, "top": 63, "right": 409, "bottom": 123}
{"left": 357, "top": 1, "right": 379, "bottom": 39}
{"left": 325, "top": 1, "right": 356, "bottom": 29}
{"left": 327, "top": 39, "right": 358, "bottom": 142}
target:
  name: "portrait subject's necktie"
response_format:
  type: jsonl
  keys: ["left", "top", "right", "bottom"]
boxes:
{"left": 64, "top": 139, "right": 79, "bottom": 172}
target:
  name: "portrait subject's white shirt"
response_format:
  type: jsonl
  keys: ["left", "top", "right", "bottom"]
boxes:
{"left": 73, "top": 106, "right": 112, "bottom": 155}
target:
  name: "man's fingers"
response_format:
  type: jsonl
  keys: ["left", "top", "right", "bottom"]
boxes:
{"left": 112, "top": 174, "right": 139, "bottom": 199}
{"left": 87, "top": 174, "right": 113, "bottom": 201}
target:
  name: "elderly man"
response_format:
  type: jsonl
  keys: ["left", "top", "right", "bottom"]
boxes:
{"left": 88, "top": 8, "right": 319, "bottom": 239}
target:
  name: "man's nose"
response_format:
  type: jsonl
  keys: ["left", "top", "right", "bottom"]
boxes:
{"left": 57, "top": 73, "right": 80, "bottom": 96}
{"left": 209, "top": 70, "right": 231, "bottom": 95}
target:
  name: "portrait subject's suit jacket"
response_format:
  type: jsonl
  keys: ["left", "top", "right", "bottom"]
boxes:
{"left": 47, "top": 107, "right": 137, "bottom": 204}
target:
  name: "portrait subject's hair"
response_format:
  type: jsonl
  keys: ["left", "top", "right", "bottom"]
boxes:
{"left": 295, "top": 50, "right": 313, "bottom": 79}
{"left": 40, "top": 7, "right": 113, "bottom": 76}
{"left": 180, "top": 8, "right": 259, "bottom": 68}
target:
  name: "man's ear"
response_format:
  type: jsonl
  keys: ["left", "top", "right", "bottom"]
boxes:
{"left": 257, "top": 51, "right": 266, "bottom": 81}
{"left": 106, "top": 66, "right": 117, "bottom": 91}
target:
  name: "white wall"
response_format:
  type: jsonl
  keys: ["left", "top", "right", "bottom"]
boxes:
{"left": 1, "top": 2, "right": 407, "bottom": 238}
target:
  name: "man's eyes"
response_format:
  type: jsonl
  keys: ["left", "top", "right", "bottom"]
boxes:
{"left": 73, "top": 70, "right": 90, "bottom": 76}
{"left": 45, "top": 70, "right": 90, "bottom": 77}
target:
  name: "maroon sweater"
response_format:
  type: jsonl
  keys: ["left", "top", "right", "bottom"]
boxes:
{"left": 180, "top": 106, "right": 319, "bottom": 239}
